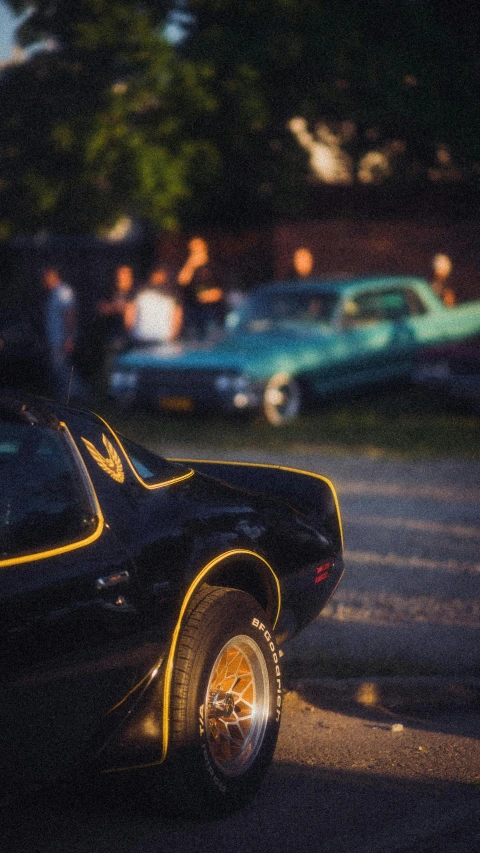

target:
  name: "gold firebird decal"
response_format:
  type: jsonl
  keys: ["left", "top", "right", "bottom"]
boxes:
{"left": 82, "top": 434, "right": 125, "bottom": 484}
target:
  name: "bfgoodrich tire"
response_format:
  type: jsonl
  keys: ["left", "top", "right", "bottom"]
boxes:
{"left": 166, "top": 585, "right": 283, "bottom": 814}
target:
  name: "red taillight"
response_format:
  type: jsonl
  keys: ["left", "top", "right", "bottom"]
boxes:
{"left": 315, "top": 561, "right": 331, "bottom": 584}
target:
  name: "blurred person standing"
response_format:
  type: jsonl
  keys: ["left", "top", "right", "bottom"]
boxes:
{"left": 95, "top": 264, "right": 137, "bottom": 388}
{"left": 97, "top": 264, "right": 136, "bottom": 352}
{"left": 431, "top": 253, "right": 455, "bottom": 307}
{"left": 177, "top": 237, "right": 225, "bottom": 340}
{"left": 290, "top": 246, "right": 315, "bottom": 280}
{"left": 131, "top": 265, "right": 183, "bottom": 345}
{"left": 42, "top": 266, "right": 85, "bottom": 402}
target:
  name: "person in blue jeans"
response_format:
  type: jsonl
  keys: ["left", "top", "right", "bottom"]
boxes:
{"left": 42, "top": 267, "right": 86, "bottom": 402}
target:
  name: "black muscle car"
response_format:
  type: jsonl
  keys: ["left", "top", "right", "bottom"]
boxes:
{"left": 0, "top": 391, "right": 344, "bottom": 814}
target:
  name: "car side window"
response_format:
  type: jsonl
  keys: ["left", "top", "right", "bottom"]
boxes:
{"left": 378, "top": 290, "right": 411, "bottom": 321}
{"left": 342, "top": 293, "right": 383, "bottom": 328}
{"left": 118, "top": 435, "right": 183, "bottom": 484}
{"left": 379, "top": 288, "right": 428, "bottom": 320}
{"left": 0, "top": 422, "right": 95, "bottom": 559}
{"left": 404, "top": 287, "right": 428, "bottom": 316}
{"left": 342, "top": 288, "right": 427, "bottom": 328}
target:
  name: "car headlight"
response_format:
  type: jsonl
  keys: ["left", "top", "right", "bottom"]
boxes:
{"left": 110, "top": 370, "right": 138, "bottom": 392}
{"left": 214, "top": 374, "right": 250, "bottom": 393}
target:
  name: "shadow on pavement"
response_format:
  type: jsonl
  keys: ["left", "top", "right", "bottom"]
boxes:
{"left": 1, "top": 756, "right": 478, "bottom": 853}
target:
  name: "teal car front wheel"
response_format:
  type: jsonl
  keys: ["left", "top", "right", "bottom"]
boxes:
{"left": 263, "top": 373, "right": 302, "bottom": 425}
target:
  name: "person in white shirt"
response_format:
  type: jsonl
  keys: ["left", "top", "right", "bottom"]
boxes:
{"left": 132, "top": 266, "right": 183, "bottom": 344}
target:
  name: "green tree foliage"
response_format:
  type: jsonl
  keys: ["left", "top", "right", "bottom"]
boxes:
{"left": 1, "top": 1, "right": 479, "bottom": 235}
{"left": 0, "top": 1, "right": 213, "bottom": 236}
{"left": 176, "top": 0, "right": 480, "bottom": 225}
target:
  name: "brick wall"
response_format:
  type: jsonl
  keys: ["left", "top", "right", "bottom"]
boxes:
{"left": 5, "top": 219, "right": 480, "bottom": 308}
{"left": 272, "top": 220, "right": 480, "bottom": 302}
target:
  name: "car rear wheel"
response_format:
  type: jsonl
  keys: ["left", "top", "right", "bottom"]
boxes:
{"left": 263, "top": 373, "right": 302, "bottom": 425}
{"left": 165, "top": 585, "right": 282, "bottom": 814}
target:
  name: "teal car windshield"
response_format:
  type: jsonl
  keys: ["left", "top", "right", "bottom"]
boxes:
{"left": 234, "top": 289, "right": 339, "bottom": 332}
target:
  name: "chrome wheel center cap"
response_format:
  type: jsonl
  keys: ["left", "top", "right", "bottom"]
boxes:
{"left": 209, "top": 691, "right": 235, "bottom": 717}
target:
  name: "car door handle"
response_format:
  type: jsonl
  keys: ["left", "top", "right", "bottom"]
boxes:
{"left": 96, "top": 570, "right": 137, "bottom": 614}
{"left": 95, "top": 570, "right": 130, "bottom": 590}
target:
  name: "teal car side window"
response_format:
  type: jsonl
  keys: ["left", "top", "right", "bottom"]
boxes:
{"left": 403, "top": 287, "right": 428, "bottom": 316}
{"left": 343, "top": 288, "right": 427, "bottom": 328}
{"left": 342, "top": 293, "right": 383, "bottom": 328}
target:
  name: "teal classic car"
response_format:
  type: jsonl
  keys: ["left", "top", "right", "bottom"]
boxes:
{"left": 110, "top": 276, "right": 480, "bottom": 425}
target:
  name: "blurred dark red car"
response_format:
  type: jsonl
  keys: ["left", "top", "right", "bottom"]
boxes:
{"left": 414, "top": 335, "right": 480, "bottom": 414}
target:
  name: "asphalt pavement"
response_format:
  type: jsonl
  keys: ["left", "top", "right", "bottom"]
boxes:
{"left": 161, "top": 442, "right": 480, "bottom": 711}
{"left": 2, "top": 442, "right": 478, "bottom": 853}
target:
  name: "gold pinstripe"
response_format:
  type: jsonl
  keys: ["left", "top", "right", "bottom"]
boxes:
{"left": 92, "top": 413, "right": 194, "bottom": 489}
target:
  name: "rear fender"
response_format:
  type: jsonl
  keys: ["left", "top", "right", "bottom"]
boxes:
{"left": 94, "top": 550, "right": 279, "bottom": 774}
{"left": 172, "top": 459, "right": 343, "bottom": 554}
